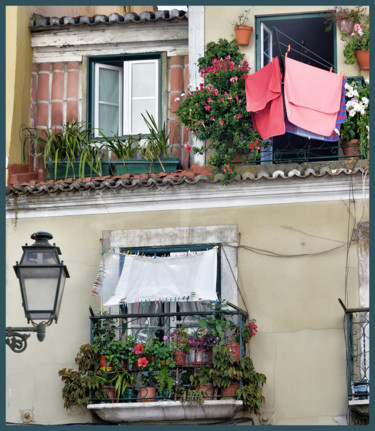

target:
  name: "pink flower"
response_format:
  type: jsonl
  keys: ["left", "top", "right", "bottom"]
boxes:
{"left": 228, "top": 169, "right": 233, "bottom": 174}
{"left": 212, "top": 89, "right": 219, "bottom": 96}
{"left": 184, "top": 128, "right": 189, "bottom": 134}
{"left": 230, "top": 76, "right": 238, "bottom": 82}
{"left": 220, "top": 120, "right": 224, "bottom": 125}
{"left": 134, "top": 343, "right": 144, "bottom": 354}
{"left": 204, "top": 105, "right": 211, "bottom": 111}
{"left": 207, "top": 98, "right": 213, "bottom": 103}
{"left": 201, "top": 122, "right": 206, "bottom": 127}
{"left": 236, "top": 113, "right": 242, "bottom": 119}
{"left": 210, "top": 116, "right": 215, "bottom": 121}
{"left": 210, "top": 142, "right": 215, "bottom": 146}
{"left": 220, "top": 98, "right": 225, "bottom": 103}
{"left": 138, "top": 357, "right": 148, "bottom": 368}
{"left": 227, "top": 94, "right": 233, "bottom": 100}
{"left": 249, "top": 143, "right": 254, "bottom": 150}
{"left": 184, "top": 143, "right": 192, "bottom": 152}
{"left": 195, "top": 103, "right": 199, "bottom": 107}
{"left": 194, "top": 131, "right": 198, "bottom": 135}
{"left": 255, "top": 145, "right": 261, "bottom": 151}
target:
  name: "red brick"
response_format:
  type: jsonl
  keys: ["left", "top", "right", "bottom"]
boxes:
{"left": 37, "top": 72, "right": 50, "bottom": 102}
{"left": 170, "top": 91, "right": 182, "bottom": 113}
{"left": 170, "top": 56, "right": 183, "bottom": 67}
{"left": 52, "top": 62, "right": 65, "bottom": 71}
{"left": 169, "top": 144, "right": 181, "bottom": 158}
{"left": 38, "top": 62, "right": 50, "bottom": 72}
{"left": 36, "top": 102, "right": 49, "bottom": 127}
{"left": 170, "top": 67, "right": 183, "bottom": 92}
{"left": 32, "top": 63, "right": 37, "bottom": 73}
{"left": 66, "top": 100, "right": 78, "bottom": 123}
{"left": 68, "top": 61, "right": 80, "bottom": 70}
{"left": 51, "top": 101, "right": 63, "bottom": 127}
{"left": 51, "top": 69, "right": 64, "bottom": 100}
{"left": 67, "top": 70, "right": 79, "bottom": 99}
{"left": 184, "top": 58, "right": 189, "bottom": 91}
{"left": 169, "top": 119, "right": 181, "bottom": 145}
{"left": 30, "top": 73, "right": 37, "bottom": 103}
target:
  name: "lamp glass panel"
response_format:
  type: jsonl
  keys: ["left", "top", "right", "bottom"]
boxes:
{"left": 55, "top": 269, "right": 67, "bottom": 320}
{"left": 19, "top": 267, "right": 60, "bottom": 315}
{"left": 21, "top": 249, "right": 59, "bottom": 265}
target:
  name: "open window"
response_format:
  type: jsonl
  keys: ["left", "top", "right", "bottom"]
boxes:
{"left": 89, "top": 55, "right": 161, "bottom": 137}
{"left": 256, "top": 13, "right": 339, "bottom": 164}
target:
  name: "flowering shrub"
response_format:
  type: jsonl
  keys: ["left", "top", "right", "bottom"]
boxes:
{"left": 342, "top": 15, "right": 369, "bottom": 64}
{"left": 175, "top": 38, "right": 265, "bottom": 184}
{"left": 341, "top": 78, "right": 369, "bottom": 157}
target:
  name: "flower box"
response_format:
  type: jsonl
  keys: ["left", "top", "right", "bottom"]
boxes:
{"left": 109, "top": 158, "right": 179, "bottom": 175}
{"left": 45, "top": 161, "right": 110, "bottom": 180}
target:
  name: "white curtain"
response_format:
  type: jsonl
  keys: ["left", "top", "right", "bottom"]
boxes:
{"left": 104, "top": 248, "right": 217, "bottom": 306}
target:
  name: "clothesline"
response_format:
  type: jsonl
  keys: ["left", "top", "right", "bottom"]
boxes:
{"left": 277, "top": 40, "right": 336, "bottom": 73}
{"left": 274, "top": 27, "right": 336, "bottom": 71}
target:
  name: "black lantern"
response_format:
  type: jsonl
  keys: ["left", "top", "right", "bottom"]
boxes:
{"left": 6, "top": 232, "right": 69, "bottom": 352}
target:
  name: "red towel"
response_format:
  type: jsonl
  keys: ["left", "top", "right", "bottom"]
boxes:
{"left": 284, "top": 57, "right": 343, "bottom": 136}
{"left": 246, "top": 57, "right": 285, "bottom": 140}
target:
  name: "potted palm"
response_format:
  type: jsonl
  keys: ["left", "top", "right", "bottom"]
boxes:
{"left": 24, "top": 121, "right": 109, "bottom": 180}
{"left": 232, "top": 9, "right": 253, "bottom": 46}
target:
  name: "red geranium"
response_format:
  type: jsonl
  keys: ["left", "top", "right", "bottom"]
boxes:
{"left": 134, "top": 343, "right": 144, "bottom": 355}
{"left": 138, "top": 357, "right": 148, "bottom": 368}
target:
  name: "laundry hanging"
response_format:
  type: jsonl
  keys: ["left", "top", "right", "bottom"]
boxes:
{"left": 283, "top": 57, "right": 343, "bottom": 136}
{"left": 103, "top": 248, "right": 218, "bottom": 306}
{"left": 245, "top": 56, "right": 285, "bottom": 140}
{"left": 285, "top": 77, "right": 347, "bottom": 141}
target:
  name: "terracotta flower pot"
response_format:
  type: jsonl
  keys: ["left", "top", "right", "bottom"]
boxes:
{"left": 234, "top": 25, "right": 253, "bottom": 46}
{"left": 222, "top": 382, "right": 240, "bottom": 398}
{"left": 355, "top": 50, "right": 369, "bottom": 70}
{"left": 174, "top": 351, "right": 187, "bottom": 366}
{"left": 226, "top": 342, "right": 241, "bottom": 361}
{"left": 199, "top": 383, "right": 214, "bottom": 399}
{"left": 99, "top": 355, "right": 112, "bottom": 371}
{"left": 341, "top": 139, "right": 360, "bottom": 159}
{"left": 100, "top": 385, "right": 116, "bottom": 400}
{"left": 337, "top": 18, "right": 355, "bottom": 34}
{"left": 139, "top": 386, "right": 157, "bottom": 402}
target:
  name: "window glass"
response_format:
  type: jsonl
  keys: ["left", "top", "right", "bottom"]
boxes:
{"left": 131, "top": 62, "right": 156, "bottom": 97}
{"left": 99, "top": 68, "right": 120, "bottom": 104}
{"left": 131, "top": 99, "right": 155, "bottom": 133}
{"left": 99, "top": 105, "right": 119, "bottom": 136}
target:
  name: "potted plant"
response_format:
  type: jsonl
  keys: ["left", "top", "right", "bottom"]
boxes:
{"left": 58, "top": 344, "right": 107, "bottom": 408}
{"left": 140, "top": 111, "right": 179, "bottom": 173}
{"left": 156, "top": 366, "right": 175, "bottom": 400}
{"left": 92, "top": 317, "right": 117, "bottom": 371}
{"left": 232, "top": 9, "right": 253, "bottom": 46}
{"left": 168, "top": 327, "right": 190, "bottom": 366}
{"left": 340, "top": 79, "right": 369, "bottom": 158}
{"left": 23, "top": 121, "right": 110, "bottom": 180}
{"left": 229, "top": 318, "right": 258, "bottom": 361}
{"left": 175, "top": 39, "right": 265, "bottom": 184}
{"left": 324, "top": 6, "right": 367, "bottom": 34}
{"left": 103, "top": 132, "right": 142, "bottom": 175}
{"left": 110, "top": 367, "right": 136, "bottom": 402}
{"left": 342, "top": 15, "right": 369, "bottom": 69}
{"left": 186, "top": 329, "right": 217, "bottom": 366}
{"left": 190, "top": 366, "right": 214, "bottom": 399}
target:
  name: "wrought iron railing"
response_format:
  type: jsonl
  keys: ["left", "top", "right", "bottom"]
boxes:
{"left": 88, "top": 302, "right": 248, "bottom": 404}
{"left": 339, "top": 300, "right": 370, "bottom": 404}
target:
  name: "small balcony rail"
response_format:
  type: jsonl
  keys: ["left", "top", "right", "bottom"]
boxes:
{"left": 339, "top": 299, "right": 370, "bottom": 406}
{"left": 88, "top": 301, "right": 250, "bottom": 404}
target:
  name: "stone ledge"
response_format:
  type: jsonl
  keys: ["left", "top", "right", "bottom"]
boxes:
{"left": 87, "top": 399, "right": 243, "bottom": 423}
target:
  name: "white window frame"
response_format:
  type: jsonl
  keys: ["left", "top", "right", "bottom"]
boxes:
{"left": 94, "top": 63, "right": 123, "bottom": 137}
{"left": 94, "top": 58, "right": 159, "bottom": 137}
{"left": 123, "top": 59, "right": 159, "bottom": 135}
{"left": 260, "top": 22, "right": 273, "bottom": 68}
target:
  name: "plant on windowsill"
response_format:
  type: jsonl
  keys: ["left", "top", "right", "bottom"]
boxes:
{"left": 324, "top": 6, "right": 367, "bottom": 34}
{"left": 156, "top": 366, "right": 175, "bottom": 400}
{"left": 23, "top": 121, "right": 109, "bottom": 180}
{"left": 342, "top": 15, "right": 369, "bottom": 69}
{"left": 175, "top": 38, "right": 266, "bottom": 185}
{"left": 168, "top": 327, "right": 190, "bottom": 365}
{"left": 340, "top": 78, "right": 369, "bottom": 159}
{"left": 190, "top": 366, "right": 214, "bottom": 399}
{"left": 232, "top": 8, "right": 253, "bottom": 46}
{"left": 140, "top": 111, "right": 179, "bottom": 173}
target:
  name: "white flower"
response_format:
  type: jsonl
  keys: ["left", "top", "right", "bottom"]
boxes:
{"left": 174, "top": 97, "right": 180, "bottom": 102}
{"left": 346, "top": 90, "right": 354, "bottom": 98}
{"left": 365, "top": 78, "right": 370, "bottom": 85}
{"left": 353, "top": 90, "right": 359, "bottom": 97}
{"left": 362, "top": 97, "right": 369, "bottom": 106}
{"left": 345, "top": 83, "right": 354, "bottom": 91}
{"left": 349, "top": 109, "right": 356, "bottom": 117}
{"left": 360, "top": 109, "right": 366, "bottom": 115}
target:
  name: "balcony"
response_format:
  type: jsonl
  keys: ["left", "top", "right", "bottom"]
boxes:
{"left": 85, "top": 301, "right": 265, "bottom": 424}
{"left": 339, "top": 300, "right": 370, "bottom": 418}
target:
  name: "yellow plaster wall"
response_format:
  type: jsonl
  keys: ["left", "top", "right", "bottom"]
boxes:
{"left": 6, "top": 197, "right": 368, "bottom": 425}
{"left": 205, "top": 5, "right": 369, "bottom": 80}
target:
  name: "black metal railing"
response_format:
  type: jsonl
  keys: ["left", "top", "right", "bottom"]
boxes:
{"left": 339, "top": 300, "right": 370, "bottom": 404}
{"left": 88, "top": 302, "right": 248, "bottom": 404}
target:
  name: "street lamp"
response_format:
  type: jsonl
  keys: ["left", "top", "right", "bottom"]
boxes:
{"left": 6, "top": 232, "right": 69, "bottom": 353}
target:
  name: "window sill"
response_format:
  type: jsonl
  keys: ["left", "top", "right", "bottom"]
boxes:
{"left": 87, "top": 399, "right": 243, "bottom": 423}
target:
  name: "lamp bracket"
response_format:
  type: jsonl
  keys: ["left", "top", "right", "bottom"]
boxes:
{"left": 6, "top": 323, "right": 47, "bottom": 353}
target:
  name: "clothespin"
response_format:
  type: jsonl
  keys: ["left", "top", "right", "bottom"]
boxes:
{"left": 329, "top": 67, "right": 333, "bottom": 73}
{"left": 154, "top": 252, "right": 156, "bottom": 258}
{"left": 285, "top": 45, "right": 290, "bottom": 58}
{"left": 112, "top": 248, "right": 115, "bottom": 254}
{"left": 149, "top": 299, "right": 151, "bottom": 305}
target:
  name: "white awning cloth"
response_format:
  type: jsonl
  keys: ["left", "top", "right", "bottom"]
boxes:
{"left": 104, "top": 248, "right": 218, "bottom": 306}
